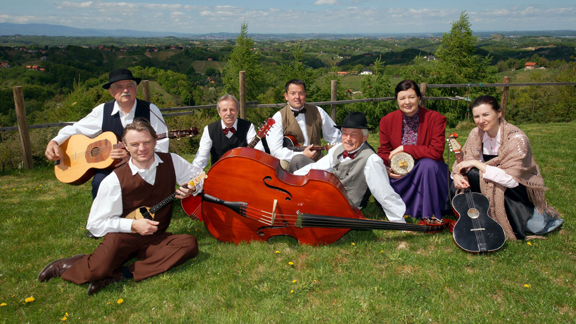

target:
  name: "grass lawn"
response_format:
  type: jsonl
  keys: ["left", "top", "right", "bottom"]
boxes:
{"left": 1, "top": 122, "right": 574, "bottom": 323}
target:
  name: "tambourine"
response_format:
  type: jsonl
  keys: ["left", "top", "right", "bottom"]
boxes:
{"left": 390, "top": 152, "right": 414, "bottom": 175}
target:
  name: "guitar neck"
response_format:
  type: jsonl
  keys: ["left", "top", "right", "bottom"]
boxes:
{"left": 286, "top": 145, "right": 327, "bottom": 152}
{"left": 248, "top": 135, "right": 261, "bottom": 149}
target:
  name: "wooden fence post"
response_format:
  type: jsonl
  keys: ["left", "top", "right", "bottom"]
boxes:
{"left": 13, "top": 86, "right": 33, "bottom": 169}
{"left": 142, "top": 80, "right": 150, "bottom": 102}
{"left": 239, "top": 71, "right": 246, "bottom": 119}
{"left": 500, "top": 76, "right": 510, "bottom": 119}
{"left": 330, "top": 80, "right": 337, "bottom": 122}
{"left": 419, "top": 82, "right": 427, "bottom": 109}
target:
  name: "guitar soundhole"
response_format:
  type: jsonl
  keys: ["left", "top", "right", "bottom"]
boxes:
{"left": 90, "top": 147, "right": 101, "bottom": 157}
{"left": 467, "top": 208, "right": 480, "bottom": 219}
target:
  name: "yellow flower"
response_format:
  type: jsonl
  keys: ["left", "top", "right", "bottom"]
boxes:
{"left": 24, "top": 188, "right": 27, "bottom": 191}
{"left": 524, "top": 284, "right": 530, "bottom": 288}
{"left": 275, "top": 251, "right": 280, "bottom": 254}
{"left": 107, "top": 302, "right": 111, "bottom": 305}
{"left": 403, "top": 215, "right": 409, "bottom": 218}
{"left": 290, "top": 290, "right": 294, "bottom": 293}
{"left": 527, "top": 242, "right": 532, "bottom": 245}
{"left": 313, "top": 280, "right": 317, "bottom": 282}
{"left": 0, "top": 303, "right": 6, "bottom": 307}
{"left": 62, "top": 317, "right": 67, "bottom": 321}
{"left": 13, "top": 189, "right": 15, "bottom": 191}
{"left": 65, "top": 313, "right": 68, "bottom": 316}
{"left": 380, "top": 250, "right": 384, "bottom": 253}
{"left": 292, "top": 279, "right": 297, "bottom": 283}
{"left": 117, "top": 298, "right": 124, "bottom": 304}
{"left": 288, "top": 261, "right": 294, "bottom": 265}
{"left": 25, "top": 297, "right": 35, "bottom": 303}
{"left": 351, "top": 242, "right": 355, "bottom": 246}
{"left": 39, "top": 185, "right": 42, "bottom": 187}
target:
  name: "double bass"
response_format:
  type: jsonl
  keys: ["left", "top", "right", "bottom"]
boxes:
{"left": 199, "top": 147, "right": 447, "bottom": 245}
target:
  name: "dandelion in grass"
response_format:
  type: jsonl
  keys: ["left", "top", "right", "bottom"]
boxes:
{"left": 117, "top": 298, "right": 124, "bottom": 304}
{"left": 527, "top": 242, "right": 532, "bottom": 245}
{"left": 39, "top": 185, "right": 42, "bottom": 187}
{"left": 1, "top": 303, "right": 6, "bottom": 307}
{"left": 107, "top": 302, "right": 111, "bottom": 305}
{"left": 380, "top": 250, "right": 384, "bottom": 253}
{"left": 351, "top": 242, "right": 355, "bottom": 246}
{"left": 62, "top": 316, "right": 67, "bottom": 321}
{"left": 25, "top": 297, "right": 35, "bottom": 303}
{"left": 288, "top": 261, "right": 294, "bottom": 266}
{"left": 290, "top": 290, "right": 294, "bottom": 293}
{"left": 524, "top": 284, "right": 530, "bottom": 288}
{"left": 275, "top": 251, "right": 280, "bottom": 254}
{"left": 292, "top": 279, "right": 297, "bottom": 283}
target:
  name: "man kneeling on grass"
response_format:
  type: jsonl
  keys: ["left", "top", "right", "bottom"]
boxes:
{"left": 38, "top": 118, "right": 200, "bottom": 295}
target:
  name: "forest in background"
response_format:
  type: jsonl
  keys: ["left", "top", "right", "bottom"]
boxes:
{"left": 1, "top": 13, "right": 576, "bottom": 170}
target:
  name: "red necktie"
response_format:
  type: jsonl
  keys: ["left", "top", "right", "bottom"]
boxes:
{"left": 343, "top": 151, "right": 357, "bottom": 160}
{"left": 223, "top": 127, "right": 236, "bottom": 135}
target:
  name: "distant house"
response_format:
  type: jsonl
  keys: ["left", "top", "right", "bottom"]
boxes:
{"left": 525, "top": 62, "right": 537, "bottom": 70}
{"left": 207, "top": 58, "right": 212, "bottom": 61}
{"left": 1, "top": 62, "right": 11, "bottom": 68}
{"left": 360, "top": 69, "right": 373, "bottom": 75}
{"left": 337, "top": 71, "right": 348, "bottom": 76}
{"left": 426, "top": 54, "right": 437, "bottom": 61}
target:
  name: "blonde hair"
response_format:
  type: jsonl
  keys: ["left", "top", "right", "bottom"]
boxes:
{"left": 122, "top": 117, "right": 157, "bottom": 143}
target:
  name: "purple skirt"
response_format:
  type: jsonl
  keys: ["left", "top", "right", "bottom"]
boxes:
{"left": 390, "top": 158, "right": 449, "bottom": 219}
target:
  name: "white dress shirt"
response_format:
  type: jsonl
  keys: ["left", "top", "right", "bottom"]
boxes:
{"left": 52, "top": 100, "right": 169, "bottom": 153}
{"left": 86, "top": 153, "right": 200, "bottom": 237}
{"left": 266, "top": 105, "right": 341, "bottom": 161}
{"left": 481, "top": 129, "right": 519, "bottom": 188}
{"left": 191, "top": 119, "right": 264, "bottom": 170}
{"left": 293, "top": 143, "right": 406, "bottom": 223}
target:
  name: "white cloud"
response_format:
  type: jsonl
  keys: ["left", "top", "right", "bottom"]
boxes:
{"left": 315, "top": 0, "right": 338, "bottom": 5}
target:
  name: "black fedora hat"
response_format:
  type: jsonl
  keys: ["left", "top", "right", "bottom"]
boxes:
{"left": 102, "top": 69, "right": 141, "bottom": 89}
{"left": 335, "top": 112, "right": 370, "bottom": 129}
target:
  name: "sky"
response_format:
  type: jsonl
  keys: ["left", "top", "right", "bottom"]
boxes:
{"left": 1, "top": 0, "right": 575, "bottom": 35}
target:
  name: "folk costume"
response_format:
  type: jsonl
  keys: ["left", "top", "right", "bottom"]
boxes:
{"left": 61, "top": 153, "right": 198, "bottom": 284}
{"left": 378, "top": 107, "right": 449, "bottom": 220}
{"left": 51, "top": 69, "right": 169, "bottom": 198}
{"left": 265, "top": 103, "right": 341, "bottom": 169}
{"left": 452, "top": 119, "right": 563, "bottom": 240}
{"left": 294, "top": 112, "right": 406, "bottom": 223}
{"left": 192, "top": 118, "right": 263, "bottom": 170}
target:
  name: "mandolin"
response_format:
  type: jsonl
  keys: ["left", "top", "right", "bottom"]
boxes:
{"left": 124, "top": 172, "right": 207, "bottom": 233}
{"left": 54, "top": 128, "right": 199, "bottom": 185}
{"left": 196, "top": 147, "right": 448, "bottom": 245}
{"left": 448, "top": 133, "right": 506, "bottom": 253}
{"left": 282, "top": 135, "right": 338, "bottom": 152}
{"left": 181, "top": 118, "right": 275, "bottom": 221}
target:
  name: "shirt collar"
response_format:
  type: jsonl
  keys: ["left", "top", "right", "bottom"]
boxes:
{"left": 220, "top": 119, "right": 238, "bottom": 129}
{"left": 345, "top": 142, "right": 364, "bottom": 155}
{"left": 290, "top": 105, "right": 306, "bottom": 113}
{"left": 482, "top": 128, "right": 501, "bottom": 144}
{"left": 111, "top": 100, "right": 137, "bottom": 116}
{"left": 128, "top": 153, "right": 163, "bottom": 175}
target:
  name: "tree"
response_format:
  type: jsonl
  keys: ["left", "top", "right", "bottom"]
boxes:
{"left": 431, "top": 11, "right": 497, "bottom": 126}
{"left": 222, "top": 23, "right": 265, "bottom": 101}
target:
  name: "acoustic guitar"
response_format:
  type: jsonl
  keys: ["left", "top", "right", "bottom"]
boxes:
{"left": 54, "top": 128, "right": 198, "bottom": 185}
{"left": 282, "top": 135, "right": 338, "bottom": 152}
{"left": 124, "top": 172, "right": 207, "bottom": 233}
{"left": 182, "top": 118, "right": 275, "bottom": 221}
{"left": 448, "top": 133, "right": 506, "bottom": 253}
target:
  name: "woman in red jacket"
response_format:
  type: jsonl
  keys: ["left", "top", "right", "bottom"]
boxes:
{"left": 378, "top": 80, "right": 450, "bottom": 222}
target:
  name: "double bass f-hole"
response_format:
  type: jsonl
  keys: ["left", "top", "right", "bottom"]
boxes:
{"left": 263, "top": 176, "right": 292, "bottom": 201}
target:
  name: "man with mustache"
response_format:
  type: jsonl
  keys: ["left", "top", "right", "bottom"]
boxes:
{"left": 191, "top": 94, "right": 263, "bottom": 170}
{"left": 45, "top": 69, "right": 169, "bottom": 238}
{"left": 264, "top": 79, "right": 341, "bottom": 172}
{"left": 293, "top": 112, "right": 406, "bottom": 223}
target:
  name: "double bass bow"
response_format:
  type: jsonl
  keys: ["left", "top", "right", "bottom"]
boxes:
{"left": 199, "top": 147, "right": 447, "bottom": 245}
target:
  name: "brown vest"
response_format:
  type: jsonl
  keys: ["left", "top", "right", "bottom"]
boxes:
{"left": 115, "top": 153, "right": 177, "bottom": 233}
{"left": 280, "top": 103, "right": 322, "bottom": 146}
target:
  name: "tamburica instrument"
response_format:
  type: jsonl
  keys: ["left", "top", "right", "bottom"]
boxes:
{"left": 390, "top": 152, "right": 414, "bottom": 175}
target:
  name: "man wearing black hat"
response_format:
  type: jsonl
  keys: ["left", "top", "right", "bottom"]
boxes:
{"left": 45, "top": 68, "right": 169, "bottom": 200}
{"left": 293, "top": 112, "right": 406, "bottom": 223}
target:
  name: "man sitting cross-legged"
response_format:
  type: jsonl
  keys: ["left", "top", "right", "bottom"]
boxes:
{"left": 38, "top": 118, "right": 200, "bottom": 295}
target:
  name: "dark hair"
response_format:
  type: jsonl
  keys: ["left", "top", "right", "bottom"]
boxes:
{"left": 394, "top": 80, "right": 422, "bottom": 99}
{"left": 471, "top": 95, "right": 501, "bottom": 112}
{"left": 122, "top": 117, "right": 157, "bottom": 143}
{"left": 285, "top": 79, "right": 307, "bottom": 93}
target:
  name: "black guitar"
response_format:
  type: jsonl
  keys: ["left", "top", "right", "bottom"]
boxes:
{"left": 448, "top": 133, "right": 506, "bottom": 253}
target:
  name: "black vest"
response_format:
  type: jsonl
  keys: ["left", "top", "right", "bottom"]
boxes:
{"left": 102, "top": 99, "right": 151, "bottom": 140}
{"left": 207, "top": 119, "right": 251, "bottom": 165}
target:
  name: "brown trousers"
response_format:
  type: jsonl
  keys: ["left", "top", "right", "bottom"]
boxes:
{"left": 62, "top": 232, "right": 198, "bottom": 284}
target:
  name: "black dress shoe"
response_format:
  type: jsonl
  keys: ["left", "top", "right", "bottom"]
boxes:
{"left": 87, "top": 270, "right": 125, "bottom": 295}
{"left": 38, "top": 254, "right": 85, "bottom": 282}
{"left": 86, "top": 231, "right": 99, "bottom": 239}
